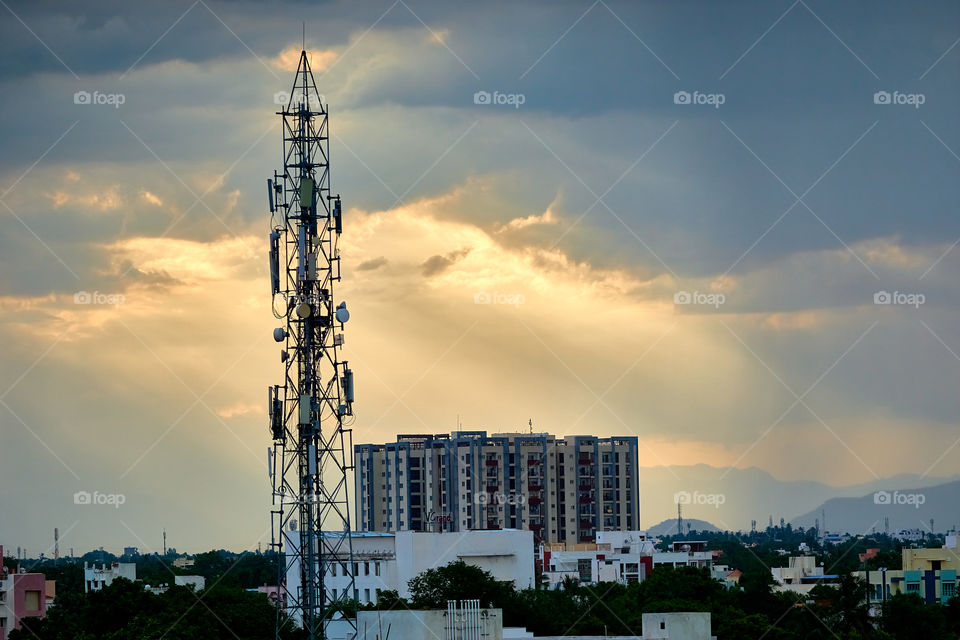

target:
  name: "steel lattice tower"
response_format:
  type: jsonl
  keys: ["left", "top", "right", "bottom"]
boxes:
{"left": 267, "top": 50, "right": 356, "bottom": 640}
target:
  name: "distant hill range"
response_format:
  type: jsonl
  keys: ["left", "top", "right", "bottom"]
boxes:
{"left": 791, "top": 479, "right": 960, "bottom": 535}
{"left": 647, "top": 518, "right": 719, "bottom": 537}
{"left": 636, "top": 464, "right": 959, "bottom": 533}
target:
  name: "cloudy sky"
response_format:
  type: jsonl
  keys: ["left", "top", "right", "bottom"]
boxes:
{"left": 1, "top": 0, "right": 958, "bottom": 554}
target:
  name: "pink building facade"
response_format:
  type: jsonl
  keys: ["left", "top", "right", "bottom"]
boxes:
{"left": 0, "top": 546, "right": 48, "bottom": 640}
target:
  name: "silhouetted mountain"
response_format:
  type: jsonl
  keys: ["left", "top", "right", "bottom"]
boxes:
{"left": 647, "top": 518, "right": 719, "bottom": 537}
{"left": 791, "top": 479, "right": 960, "bottom": 534}
{"left": 637, "top": 464, "right": 959, "bottom": 531}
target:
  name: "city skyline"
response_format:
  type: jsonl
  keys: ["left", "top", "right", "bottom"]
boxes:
{"left": 1, "top": 0, "right": 959, "bottom": 553}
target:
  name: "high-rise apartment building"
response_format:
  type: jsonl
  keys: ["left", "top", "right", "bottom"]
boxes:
{"left": 354, "top": 431, "right": 639, "bottom": 544}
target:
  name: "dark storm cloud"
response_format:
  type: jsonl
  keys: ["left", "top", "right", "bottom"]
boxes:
{"left": 420, "top": 248, "right": 470, "bottom": 276}
{"left": 356, "top": 256, "right": 388, "bottom": 271}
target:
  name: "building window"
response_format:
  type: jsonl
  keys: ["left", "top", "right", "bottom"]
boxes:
{"left": 906, "top": 582, "right": 921, "bottom": 595}
{"left": 364, "top": 562, "right": 370, "bottom": 576}
{"left": 375, "top": 562, "right": 381, "bottom": 577}
{"left": 24, "top": 590, "right": 40, "bottom": 612}
{"left": 943, "top": 581, "right": 956, "bottom": 598}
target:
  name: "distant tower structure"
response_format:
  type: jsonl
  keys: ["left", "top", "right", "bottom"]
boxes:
{"left": 751, "top": 519, "right": 757, "bottom": 533}
{"left": 267, "top": 48, "right": 356, "bottom": 640}
{"left": 930, "top": 518, "right": 935, "bottom": 534}
{"left": 677, "top": 503, "right": 683, "bottom": 537}
{"left": 884, "top": 517, "right": 889, "bottom": 535}
{"left": 163, "top": 529, "right": 167, "bottom": 556}
{"left": 815, "top": 518, "right": 819, "bottom": 536}
{"left": 54, "top": 528, "right": 58, "bottom": 560}
{"left": 822, "top": 509, "right": 826, "bottom": 534}
{"left": 768, "top": 515, "right": 773, "bottom": 529}
{"left": 780, "top": 517, "right": 785, "bottom": 528}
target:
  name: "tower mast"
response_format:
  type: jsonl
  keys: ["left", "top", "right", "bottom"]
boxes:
{"left": 268, "top": 49, "right": 356, "bottom": 640}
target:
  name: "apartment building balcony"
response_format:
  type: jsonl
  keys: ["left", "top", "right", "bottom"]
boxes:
{"left": 528, "top": 484, "right": 542, "bottom": 492}
{"left": 484, "top": 459, "right": 499, "bottom": 467}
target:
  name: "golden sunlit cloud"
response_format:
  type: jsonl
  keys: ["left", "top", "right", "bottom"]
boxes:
{"left": 49, "top": 186, "right": 124, "bottom": 211}
{"left": 216, "top": 402, "right": 260, "bottom": 419}
{"left": 498, "top": 205, "right": 559, "bottom": 232}
{"left": 141, "top": 190, "right": 163, "bottom": 207}
{"left": 108, "top": 235, "right": 258, "bottom": 284}
{"left": 762, "top": 310, "right": 824, "bottom": 331}
{"left": 272, "top": 45, "right": 339, "bottom": 72}
{"left": 426, "top": 28, "right": 451, "bottom": 46}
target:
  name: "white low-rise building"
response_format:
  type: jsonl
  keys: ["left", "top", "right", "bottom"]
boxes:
{"left": 83, "top": 562, "right": 136, "bottom": 593}
{"left": 175, "top": 575, "right": 205, "bottom": 590}
{"left": 356, "top": 602, "right": 503, "bottom": 640}
{"left": 771, "top": 555, "right": 832, "bottom": 595}
{"left": 285, "top": 528, "right": 534, "bottom": 608}
{"left": 541, "top": 530, "right": 655, "bottom": 587}
{"left": 540, "top": 534, "right": 717, "bottom": 588}
{"left": 642, "top": 612, "right": 715, "bottom": 639}
{"left": 653, "top": 541, "right": 714, "bottom": 570}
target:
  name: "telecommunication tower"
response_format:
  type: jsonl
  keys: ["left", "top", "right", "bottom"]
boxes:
{"left": 267, "top": 49, "right": 356, "bottom": 640}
